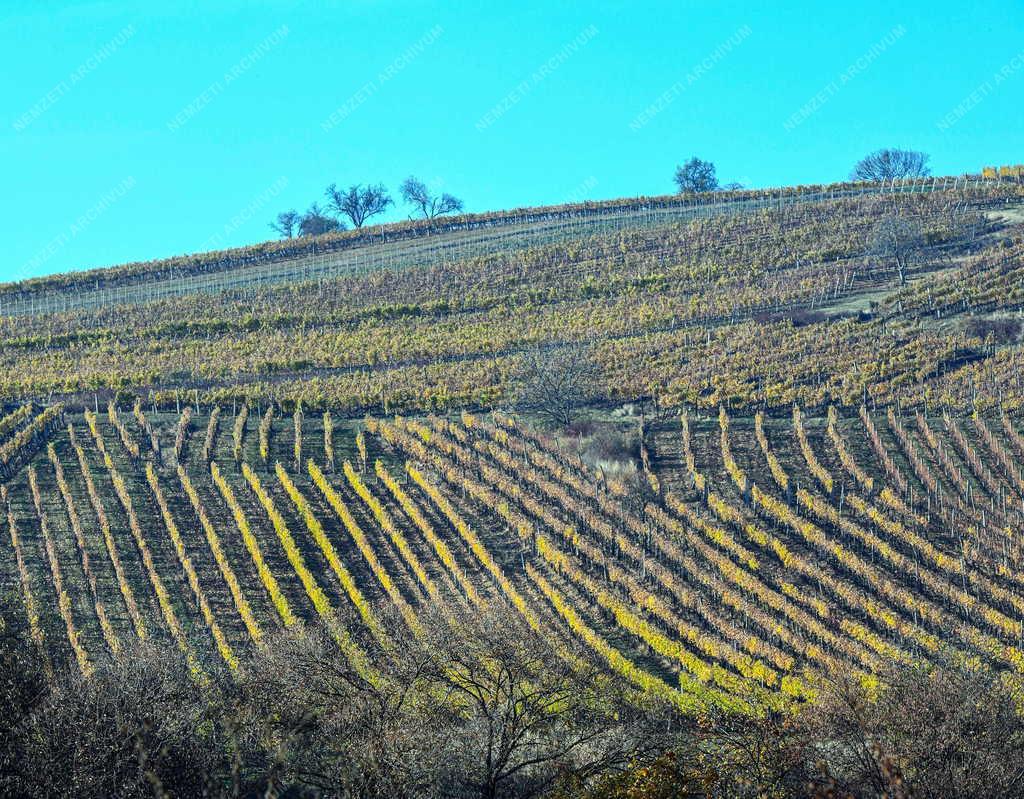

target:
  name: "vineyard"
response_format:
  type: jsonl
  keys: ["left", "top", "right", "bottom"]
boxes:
{"left": 0, "top": 180, "right": 1022, "bottom": 419}
{"left": 4, "top": 175, "right": 1024, "bottom": 794}
{"left": 0, "top": 175, "right": 1000, "bottom": 317}
{"left": 5, "top": 395, "right": 1024, "bottom": 711}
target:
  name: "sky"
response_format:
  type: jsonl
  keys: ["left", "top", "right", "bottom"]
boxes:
{"left": 1, "top": 0, "right": 1021, "bottom": 282}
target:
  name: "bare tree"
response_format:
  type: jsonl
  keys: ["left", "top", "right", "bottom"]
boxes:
{"left": 851, "top": 149, "right": 931, "bottom": 182}
{"left": 0, "top": 596, "right": 47, "bottom": 789}
{"left": 326, "top": 183, "right": 393, "bottom": 228}
{"left": 416, "top": 605, "right": 647, "bottom": 799}
{"left": 240, "top": 624, "right": 444, "bottom": 798}
{"left": 269, "top": 209, "right": 300, "bottom": 238}
{"left": 400, "top": 176, "right": 464, "bottom": 218}
{"left": 865, "top": 215, "right": 926, "bottom": 285}
{"left": 298, "top": 202, "right": 343, "bottom": 237}
{"left": 242, "top": 604, "right": 648, "bottom": 799}
{"left": 674, "top": 157, "right": 718, "bottom": 193}
{"left": 6, "top": 641, "right": 240, "bottom": 798}
{"left": 513, "top": 343, "right": 601, "bottom": 427}
{"left": 804, "top": 661, "right": 1024, "bottom": 798}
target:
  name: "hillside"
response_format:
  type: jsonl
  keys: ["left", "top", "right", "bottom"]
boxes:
{"left": 0, "top": 176, "right": 980, "bottom": 313}
{"left": 0, "top": 179, "right": 1021, "bottom": 416}
{"left": 4, "top": 176, "right": 1024, "bottom": 795}
{"left": 7, "top": 396, "right": 1024, "bottom": 699}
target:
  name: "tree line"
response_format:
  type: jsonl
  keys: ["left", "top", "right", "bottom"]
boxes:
{"left": 674, "top": 148, "right": 931, "bottom": 194}
{"left": 2, "top": 594, "right": 1022, "bottom": 798}
{"left": 269, "top": 149, "right": 931, "bottom": 240}
{"left": 271, "top": 177, "right": 465, "bottom": 238}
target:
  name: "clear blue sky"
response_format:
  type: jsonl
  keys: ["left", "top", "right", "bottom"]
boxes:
{"left": 2, "top": 0, "right": 1021, "bottom": 282}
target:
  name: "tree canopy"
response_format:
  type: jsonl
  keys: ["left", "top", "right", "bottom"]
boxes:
{"left": 851, "top": 149, "right": 931, "bottom": 182}
{"left": 326, "top": 183, "right": 393, "bottom": 228}
{"left": 674, "top": 158, "right": 718, "bottom": 193}
{"left": 400, "top": 176, "right": 464, "bottom": 219}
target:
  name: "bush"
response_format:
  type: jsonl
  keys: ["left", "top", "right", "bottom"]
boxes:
{"left": 802, "top": 661, "right": 1024, "bottom": 798}
{"left": 4, "top": 596, "right": 1022, "bottom": 799}
{"left": 7, "top": 642, "right": 238, "bottom": 798}
{"left": 964, "top": 316, "right": 1021, "bottom": 344}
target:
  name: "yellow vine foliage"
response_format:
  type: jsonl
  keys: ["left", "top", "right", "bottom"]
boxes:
{"left": 280, "top": 462, "right": 391, "bottom": 646}
{"left": 245, "top": 463, "right": 380, "bottom": 683}
{"left": 146, "top": 463, "right": 238, "bottom": 670}
{"left": 343, "top": 460, "right": 442, "bottom": 606}
{"left": 212, "top": 462, "right": 296, "bottom": 628}
{"left": 305, "top": 460, "right": 418, "bottom": 638}
{"left": 28, "top": 468, "right": 92, "bottom": 677}
{"left": 179, "top": 465, "right": 263, "bottom": 643}
{"left": 47, "top": 443, "right": 121, "bottom": 655}
{"left": 375, "top": 459, "right": 482, "bottom": 606}
{"left": 88, "top": 422, "right": 206, "bottom": 683}
{"left": 7, "top": 507, "right": 52, "bottom": 678}
{"left": 70, "top": 422, "right": 148, "bottom": 641}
